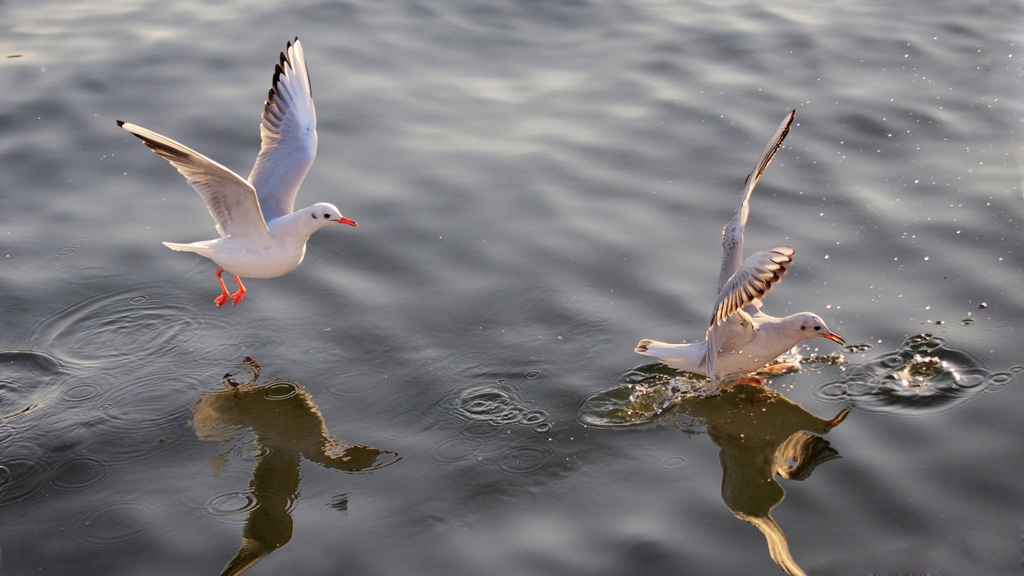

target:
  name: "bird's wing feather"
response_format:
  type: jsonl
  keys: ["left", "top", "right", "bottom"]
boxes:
{"left": 117, "top": 120, "right": 271, "bottom": 241}
{"left": 705, "top": 247, "right": 795, "bottom": 382}
{"left": 711, "top": 247, "right": 795, "bottom": 327}
{"left": 717, "top": 110, "right": 796, "bottom": 293}
{"left": 247, "top": 38, "right": 317, "bottom": 223}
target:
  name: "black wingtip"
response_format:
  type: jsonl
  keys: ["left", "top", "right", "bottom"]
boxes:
{"left": 115, "top": 119, "right": 125, "bottom": 127}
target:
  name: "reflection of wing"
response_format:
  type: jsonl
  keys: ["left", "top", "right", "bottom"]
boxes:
{"left": 717, "top": 110, "right": 796, "bottom": 293}
{"left": 774, "top": 431, "right": 841, "bottom": 481}
{"left": 248, "top": 38, "right": 317, "bottom": 222}
{"left": 117, "top": 121, "right": 271, "bottom": 241}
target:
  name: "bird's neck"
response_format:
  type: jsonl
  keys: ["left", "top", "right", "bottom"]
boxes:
{"left": 756, "top": 315, "right": 810, "bottom": 358}
{"left": 268, "top": 209, "right": 321, "bottom": 245}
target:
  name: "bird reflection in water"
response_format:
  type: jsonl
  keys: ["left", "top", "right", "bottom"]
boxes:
{"left": 191, "top": 357, "right": 399, "bottom": 576}
{"left": 660, "top": 384, "right": 847, "bottom": 576}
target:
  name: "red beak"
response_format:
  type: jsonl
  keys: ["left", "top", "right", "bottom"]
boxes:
{"left": 823, "top": 331, "right": 846, "bottom": 345}
{"left": 335, "top": 217, "right": 358, "bottom": 227}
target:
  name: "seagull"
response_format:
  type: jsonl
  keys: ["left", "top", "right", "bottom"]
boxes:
{"left": 116, "top": 38, "right": 357, "bottom": 306}
{"left": 635, "top": 110, "right": 845, "bottom": 387}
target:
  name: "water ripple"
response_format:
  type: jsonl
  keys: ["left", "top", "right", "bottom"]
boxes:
{"left": 443, "top": 383, "right": 552, "bottom": 429}
{"left": 495, "top": 444, "right": 553, "bottom": 475}
{"left": 75, "top": 499, "right": 160, "bottom": 548}
{"left": 206, "top": 490, "right": 258, "bottom": 517}
{"left": 52, "top": 454, "right": 108, "bottom": 491}
{"left": 814, "top": 334, "right": 1004, "bottom": 416}
{"left": 0, "top": 456, "right": 53, "bottom": 507}
{"left": 29, "top": 287, "right": 207, "bottom": 366}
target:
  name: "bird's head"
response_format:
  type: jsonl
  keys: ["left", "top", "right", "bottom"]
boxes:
{"left": 794, "top": 313, "right": 845, "bottom": 345}
{"left": 307, "top": 202, "right": 357, "bottom": 228}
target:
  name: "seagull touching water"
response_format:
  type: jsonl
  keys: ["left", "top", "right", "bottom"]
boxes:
{"left": 117, "top": 38, "right": 356, "bottom": 306}
{"left": 635, "top": 110, "right": 845, "bottom": 387}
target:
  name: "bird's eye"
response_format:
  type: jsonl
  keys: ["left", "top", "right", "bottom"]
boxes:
{"left": 311, "top": 213, "right": 316, "bottom": 219}
{"left": 800, "top": 326, "right": 806, "bottom": 331}
{"left": 325, "top": 214, "right": 331, "bottom": 219}
{"left": 813, "top": 325, "right": 821, "bottom": 331}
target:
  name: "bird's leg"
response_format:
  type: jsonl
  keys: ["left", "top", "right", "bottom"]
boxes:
{"left": 721, "top": 375, "right": 765, "bottom": 388}
{"left": 214, "top": 269, "right": 231, "bottom": 307}
{"left": 757, "top": 362, "right": 802, "bottom": 376}
{"left": 229, "top": 274, "right": 246, "bottom": 305}
{"left": 825, "top": 407, "right": 851, "bottom": 431}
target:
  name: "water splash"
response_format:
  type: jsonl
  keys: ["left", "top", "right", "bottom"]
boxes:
{"left": 814, "top": 334, "right": 1010, "bottom": 416}
{"left": 577, "top": 364, "right": 716, "bottom": 429}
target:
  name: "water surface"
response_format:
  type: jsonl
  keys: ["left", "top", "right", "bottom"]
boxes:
{"left": 0, "top": 0, "right": 1022, "bottom": 574}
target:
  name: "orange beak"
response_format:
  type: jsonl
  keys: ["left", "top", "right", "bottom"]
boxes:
{"left": 335, "top": 217, "right": 358, "bottom": 227}
{"left": 823, "top": 331, "right": 846, "bottom": 345}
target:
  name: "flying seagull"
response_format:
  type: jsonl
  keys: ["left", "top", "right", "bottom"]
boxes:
{"left": 117, "top": 38, "right": 356, "bottom": 306}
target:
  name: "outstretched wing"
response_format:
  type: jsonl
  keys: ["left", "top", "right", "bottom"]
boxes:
{"left": 711, "top": 247, "right": 795, "bottom": 327}
{"left": 247, "top": 38, "right": 317, "bottom": 223}
{"left": 117, "top": 120, "right": 272, "bottom": 241}
{"left": 716, "top": 110, "right": 796, "bottom": 293}
{"left": 705, "top": 247, "right": 795, "bottom": 382}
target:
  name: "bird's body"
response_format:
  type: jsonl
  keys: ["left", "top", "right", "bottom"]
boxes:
{"left": 117, "top": 39, "right": 356, "bottom": 306}
{"left": 636, "top": 111, "right": 845, "bottom": 386}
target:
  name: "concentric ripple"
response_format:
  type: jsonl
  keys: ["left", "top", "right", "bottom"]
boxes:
{"left": 206, "top": 490, "right": 258, "bottom": 517}
{"left": 29, "top": 287, "right": 207, "bottom": 366}
{"left": 0, "top": 456, "right": 54, "bottom": 507}
{"left": 443, "top": 384, "right": 552, "bottom": 429}
{"left": 75, "top": 499, "right": 160, "bottom": 548}
{"left": 52, "top": 454, "right": 108, "bottom": 491}
{"left": 814, "top": 334, "right": 1004, "bottom": 416}
{"left": 496, "top": 444, "right": 554, "bottom": 475}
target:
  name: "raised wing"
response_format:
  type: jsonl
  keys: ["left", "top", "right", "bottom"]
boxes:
{"left": 705, "top": 247, "right": 794, "bottom": 382}
{"left": 247, "top": 38, "right": 317, "bottom": 223}
{"left": 711, "top": 247, "right": 794, "bottom": 327}
{"left": 716, "top": 110, "right": 796, "bottom": 293}
{"left": 117, "top": 120, "right": 272, "bottom": 241}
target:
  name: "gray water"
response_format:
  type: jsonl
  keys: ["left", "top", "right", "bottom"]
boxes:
{"left": 1, "top": 0, "right": 1022, "bottom": 574}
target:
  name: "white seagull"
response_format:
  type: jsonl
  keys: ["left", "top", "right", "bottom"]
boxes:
{"left": 117, "top": 38, "right": 357, "bottom": 306}
{"left": 635, "top": 110, "right": 845, "bottom": 387}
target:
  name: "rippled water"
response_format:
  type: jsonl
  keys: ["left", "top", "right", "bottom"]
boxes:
{"left": 1, "top": 0, "right": 1022, "bottom": 574}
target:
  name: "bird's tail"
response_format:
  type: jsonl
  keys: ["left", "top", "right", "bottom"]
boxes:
{"left": 162, "top": 241, "right": 215, "bottom": 256}
{"left": 635, "top": 339, "right": 705, "bottom": 373}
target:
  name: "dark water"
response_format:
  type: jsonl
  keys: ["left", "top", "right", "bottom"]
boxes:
{"left": 1, "top": 0, "right": 1022, "bottom": 574}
